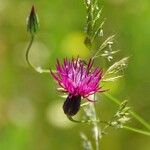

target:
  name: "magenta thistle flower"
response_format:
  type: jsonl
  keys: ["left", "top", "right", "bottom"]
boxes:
{"left": 51, "top": 57, "right": 103, "bottom": 116}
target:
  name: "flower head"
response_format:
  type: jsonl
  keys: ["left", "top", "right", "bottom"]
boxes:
{"left": 51, "top": 57, "right": 103, "bottom": 116}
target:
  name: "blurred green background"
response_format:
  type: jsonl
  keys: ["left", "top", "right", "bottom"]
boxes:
{"left": 0, "top": 0, "right": 149, "bottom": 150}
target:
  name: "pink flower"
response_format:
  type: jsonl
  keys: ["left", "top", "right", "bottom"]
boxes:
{"left": 51, "top": 57, "right": 103, "bottom": 116}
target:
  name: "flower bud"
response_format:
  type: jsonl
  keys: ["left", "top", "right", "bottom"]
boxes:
{"left": 63, "top": 95, "right": 81, "bottom": 116}
{"left": 27, "top": 5, "right": 39, "bottom": 35}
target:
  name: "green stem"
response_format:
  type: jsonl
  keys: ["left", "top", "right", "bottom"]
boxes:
{"left": 123, "top": 125, "right": 150, "bottom": 136}
{"left": 93, "top": 106, "right": 100, "bottom": 150}
{"left": 104, "top": 93, "right": 150, "bottom": 130}
{"left": 100, "top": 120, "right": 150, "bottom": 136}
{"left": 69, "top": 96, "right": 100, "bottom": 150}
{"left": 99, "top": 120, "right": 150, "bottom": 136}
{"left": 67, "top": 115, "right": 89, "bottom": 123}
{"left": 25, "top": 35, "right": 50, "bottom": 74}
{"left": 67, "top": 115, "right": 99, "bottom": 124}
{"left": 104, "top": 93, "right": 120, "bottom": 105}
{"left": 26, "top": 35, "right": 35, "bottom": 71}
{"left": 90, "top": 95, "right": 100, "bottom": 150}
{"left": 129, "top": 111, "right": 150, "bottom": 130}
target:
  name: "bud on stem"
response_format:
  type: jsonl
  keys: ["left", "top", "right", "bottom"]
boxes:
{"left": 27, "top": 5, "right": 39, "bottom": 35}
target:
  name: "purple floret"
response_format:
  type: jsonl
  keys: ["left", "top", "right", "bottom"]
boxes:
{"left": 51, "top": 57, "right": 103, "bottom": 100}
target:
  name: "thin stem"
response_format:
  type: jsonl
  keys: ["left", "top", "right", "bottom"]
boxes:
{"left": 92, "top": 95, "right": 100, "bottom": 150}
{"left": 67, "top": 115, "right": 91, "bottom": 123}
{"left": 25, "top": 35, "right": 50, "bottom": 74}
{"left": 67, "top": 115, "right": 99, "bottom": 124}
{"left": 104, "top": 93, "right": 150, "bottom": 130}
{"left": 129, "top": 111, "right": 150, "bottom": 130}
{"left": 123, "top": 125, "right": 150, "bottom": 136}
{"left": 99, "top": 120, "right": 150, "bottom": 136}
{"left": 104, "top": 93, "right": 120, "bottom": 105}
{"left": 26, "top": 35, "right": 35, "bottom": 71}
{"left": 81, "top": 98, "right": 100, "bottom": 150}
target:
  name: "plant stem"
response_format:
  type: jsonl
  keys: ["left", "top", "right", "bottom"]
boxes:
{"left": 93, "top": 107, "right": 100, "bottom": 150}
{"left": 67, "top": 115, "right": 89, "bottom": 123}
{"left": 104, "top": 93, "right": 150, "bottom": 130}
{"left": 91, "top": 95, "right": 100, "bottom": 150}
{"left": 123, "top": 125, "right": 150, "bottom": 136}
{"left": 98, "top": 119, "right": 150, "bottom": 137}
{"left": 26, "top": 35, "right": 35, "bottom": 71}
{"left": 129, "top": 111, "right": 150, "bottom": 130}
{"left": 25, "top": 34, "right": 50, "bottom": 74}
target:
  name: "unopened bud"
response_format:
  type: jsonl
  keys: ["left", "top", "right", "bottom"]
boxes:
{"left": 27, "top": 5, "right": 39, "bottom": 35}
